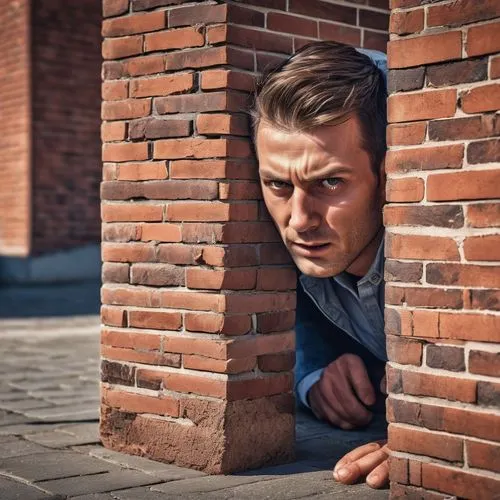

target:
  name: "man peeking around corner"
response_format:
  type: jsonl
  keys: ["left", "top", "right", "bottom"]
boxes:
{"left": 253, "top": 41, "right": 390, "bottom": 489}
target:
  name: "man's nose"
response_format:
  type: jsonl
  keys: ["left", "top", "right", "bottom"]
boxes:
{"left": 288, "top": 189, "right": 319, "bottom": 233}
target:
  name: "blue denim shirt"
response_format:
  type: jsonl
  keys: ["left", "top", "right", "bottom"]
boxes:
{"left": 295, "top": 48, "right": 388, "bottom": 408}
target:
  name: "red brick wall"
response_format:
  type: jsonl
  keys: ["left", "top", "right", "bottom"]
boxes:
{"left": 0, "top": 0, "right": 31, "bottom": 256}
{"left": 31, "top": 0, "right": 102, "bottom": 255}
{"left": 100, "top": 0, "right": 389, "bottom": 473}
{"left": 386, "top": 0, "right": 500, "bottom": 497}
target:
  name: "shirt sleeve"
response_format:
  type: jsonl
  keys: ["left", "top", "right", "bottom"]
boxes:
{"left": 297, "top": 368, "right": 324, "bottom": 409}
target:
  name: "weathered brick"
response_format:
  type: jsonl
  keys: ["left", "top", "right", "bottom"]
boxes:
{"left": 427, "top": 58, "right": 487, "bottom": 87}
{"left": 469, "top": 350, "right": 500, "bottom": 377}
{"left": 388, "top": 67, "right": 425, "bottom": 93}
{"left": 426, "top": 344, "right": 465, "bottom": 372}
{"left": 388, "top": 89, "right": 456, "bottom": 122}
{"left": 102, "top": 11, "right": 165, "bottom": 37}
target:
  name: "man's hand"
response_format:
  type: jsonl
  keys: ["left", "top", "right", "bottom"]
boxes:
{"left": 333, "top": 441, "right": 389, "bottom": 489}
{"left": 308, "top": 354, "right": 376, "bottom": 429}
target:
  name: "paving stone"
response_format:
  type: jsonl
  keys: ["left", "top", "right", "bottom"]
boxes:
{"left": 0, "top": 475, "right": 56, "bottom": 500}
{"left": 0, "top": 391, "right": 29, "bottom": 401}
{"left": 304, "top": 484, "right": 389, "bottom": 499}
{"left": 24, "top": 403, "right": 99, "bottom": 421}
{"left": 39, "top": 470, "right": 163, "bottom": 496}
{"left": 112, "top": 487, "right": 177, "bottom": 500}
{"left": 0, "top": 399, "right": 54, "bottom": 412}
{"left": 0, "top": 410, "right": 38, "bottom": 427}
{"left": 0, "top": 437, "right": 50, "bottom": 458}
{"left": 0, "top": 451, "right": 112, "bottom": 481}
{"left": 24, "top": 424, "right": 100, "bottom": 448}
{"left": 72, "top": 494, "right": 117, "bottom": 500}
{"left": 0, "top": 422, "right": 64, "bottom": 436}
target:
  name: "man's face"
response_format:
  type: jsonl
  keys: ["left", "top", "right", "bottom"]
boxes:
{"left": 256, "top": 117, "right": 385, "bottom": 278}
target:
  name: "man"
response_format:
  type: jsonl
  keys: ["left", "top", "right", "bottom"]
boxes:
{"left": 252, "top": 41, "right": 390, "bottom": 488}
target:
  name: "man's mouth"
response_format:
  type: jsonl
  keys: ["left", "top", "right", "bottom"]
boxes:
{"left": 290, "top": 241, "right": 331, "bottom": 256}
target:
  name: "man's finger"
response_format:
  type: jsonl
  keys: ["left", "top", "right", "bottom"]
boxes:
{"left": 333, "top": 442, "right": 382, "bottom": 473}
{"left": 333, "top": 448, "right": 388, "bottom": 485}
{"left": 347, "top": 356, "right": 376, "bottom": 406}
{"left": 314, "top": 386, "right": 353, "bottom": 429}
{"left": 366, "top": 459, "right": 389, "bottom": 489}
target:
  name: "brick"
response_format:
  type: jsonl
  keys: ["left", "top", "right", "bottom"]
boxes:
{"left": 206, "top": 24, "right": 227, "bottom": 45}
{"left": 184, "top": 312, "right": 251, "bottom": 335}
{"left": 427, "top": 263, "right": 500, "bottom": 289}
{"left": 389, "top": 456, "right": 408, "bottom": 484}
{"left": 101, "top": 285, "right": 160, "bottom": 307}
{"left": 470, "top": 289, "right": 500, "bottom": 311}
{"left": 478, "top": 381, "right": 500, "bottom": 408}
{"left": 388, "top": 89, "right": 457, "bottom": 122}
{"left": 412, "top": 310, "right": 439, "bottom": 338}
{"left": 359, "top": 9, "right": 389, "bottom": 31}
{"left": 386, "top": 233, "right": 459, "bottom": 261}
{"left": 141, "top": 223, "right": 182, "bottom": 242}
{"left": 427, "top": 0, "right": 500, "bottom": 28}
{"left": 102, "top": 121, "right": 127, "bottom": 142}
{"left": 267, "top": 12, "right": 317, "bottom": 37}
{"left": 467, "top": 440, "right": 500, "bottom": 473}
{"left": 389, "top": 398, "right": 500, "bottom": 441}
{"left": 461, "top": 83, "right": 500, "bottom": 114}
{"left": 154, "top": 138, "right": 251, "bottom": 160}
{"left": 219, "top": 182, "right": 262, "bottom": 201}
{"left": 386, "top": 335, "right": 423, "bottom": 365}
{"left": 102, "top": 223, "right": 142, "bottom": 242}
{"left": 102, "top": 142, "right": 150, "bottom": 163}
{"left": 156, "top": 243, "right": 202, "bottom": 265}
{"left": 169, "top": 4, "right": 227, "bottom": 28}
{"left": 256, "top": 268, "right": 296, "bottom": 291}
{"left": 469, "top": 350, "right": 500, "bottom": 377}
{"left": 426, "top": 344, "right": 465, "bottom": 372}
{"left": 429, "top": 115, "right": 498, "bottom": 142}
{"left": 227, "top": 4, "right": 266, "bottom": 27}
{"left": 102, "top": 180, "right": 218, "bottom": 200}
{"left": 289, "top": 0, "right": 356, "bottom": 25}
{"left": 384, "top": 205, "right": 464, "bottom": 229}
{"left": 102, "top": 388, "right": 179, "bottom": 417}
{"left": 260, "top": 242, "right": 292, "bottom": 265}
{"left": 169, "top": 160, "right": 257, "bottom": 180}
{"left": 388, "top": 67, "right": 425, "bottom": 94}
{"left": 183, "top": 355, "right": 256, "bottom": 375}
{"left": 130, "top": 263, "right": 185, "bottom": 286}
{"left": 385, "top": 286, "right": 463, "bottom": 309}
{"left": 155, "top": 91, "right": 250, "bottom": 115}
{"left": 102, "top": 11, "right": 165, "bottom": 37}
{"left": 440, "top": 312, "right": 500, "bottom": 342}
{"left": 422, "top": 463, "right": 500, "bottom": 499}
{"left": 390, "top": 8, "right": 424, "bottom": 35}
{"left": 196, "top": 113, "right": 249, "bottom": 136}
{"left": 186, "top": 268, "right": 257, "bottom": 290}
{"left": 427, "top": 58, "right": 487, "bottom": 88}
{"left": 491, "top": 55, "right": 500, "bottom": 79}
{"left": 387, "top": 122, "right": 427, "bottom": 146}
{"left": 103, "top": 61, "right": 125, "bottom": 79}
{"left": 124, "top": 54, "right": 164, "bottom": 76}
{"left": 389, "top": 425, "right": 463, "bottom": 462}
{"left": 102, "top": 328, "right": 161, "bottom": 350}
{"left": 224, "top": 292, "right": 296, "bottom": 314}
{"left": 467, "top": 203, "right": 500, "bottom": 227}
{"left": 258, "top": 352, "right": 295, "bottom": 372}
{"left": 130, "top": 73, "right": 194, "bottom": 98}
{"left": 103, "top": 0, "right": 129, "bottom": 18}
{"left": 200, "top": 69, "right": 256, "bottom": 92}
{"left": 144, "top": 27, "right": 204, "bottom": 52}
{"left": 464, "top": 235, "right": 500, "bottom": 261}
{"left": 102, "top": 81, "right": 129, "bottom": 101}
{"left": 256, "top": 52, "right": 288, "bottom": 73}
{"left": 467, "top": 22, "right": 500, "bottom": 57}
{"left": 402, "top": 370, "right": 476, "bottom": 403}
{"left": 468, "top": 138, "right": 500, "bottom": 164}
{"left": 388, "top": 31, "right": 462, "bottom": 69}
{"left": 132, "top": 0, "right": 186, "bottom": 10}
{"left": 102, "top": 99, "right": 151, "bottom": 120}
{"left": 408, "top": 460, "right": 422, "bottom": 487}
{"left": 226, "top": 373, "right": 293, "bottom": 401}
{"left": 101, "top": 305, "right": 127, "bottom": 327}
{"left": 159, "top": 290, "right": 225, "bottom": 312}
{"left": 128, "top": 310, "right": 182, "bottom": 330}
{"left": 225, "top": 25, "right": 293, "bottom": 54}
{"left": 101, "top": 360, "right": 135, "bottom": 386}
{"left": 101, "top": 204, "right": 162, "bottom": 222}
{"left": 427, "top": 170, "right": 500, "bottom": 201}
{"left": 201, "top": 245, "right": 259, "bottom": 267}
{"left": 386, "top": 144, "right": 463, "bottom": 174}
{"left": 103, "top": 36, "right": 143, "bottom": 60}
{"left": 130, "top": 118, "right": 192, "bottom": 140}
{"left": 117, "top": 162, "right": 167, "bottom": 181}
{"left": 384, "top": 260, "right": 423, "bottom": 283}
{"left": 385, "top": 178, "right": 424, "bottom": 202}
{"left": 166, "top": 202, "right": 257, "bottom": 222}
{"left": 165, "top": 46, "right": 241, "bottom": 71}
{"left": 363, "top": 31, "right": 389, "bottom": 53}
{"left": 318, "top": 23, "right": 361, "bottom": 47}
{"left": 102, "top": 262, "right": 129, "bottom": 283}
{"left": 385, "top": 308, "right": 413, "bottom": 336}
{"left": 102, "top": 242, "right": 156, "bottom": 263}
{"left": 103, "top": 344, "right": 182, "bottom": 367}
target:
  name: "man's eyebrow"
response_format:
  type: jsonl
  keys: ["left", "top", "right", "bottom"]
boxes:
{"left": 259, "top": 166, "right": 353, "bottom": 181}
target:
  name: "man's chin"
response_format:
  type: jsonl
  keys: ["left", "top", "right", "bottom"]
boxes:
{"left": 293, "top": 256, "right": 342, "bottom": 278}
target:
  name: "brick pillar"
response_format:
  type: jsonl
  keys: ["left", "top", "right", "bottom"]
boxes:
{"left": 386, "top": 1, "right": 500, "bottom": 497}
{"left": 100, "top": 0, "right": 389, "bottom": 473}
{"left": 0, "top": 0, "right": 31, "bottom": 256}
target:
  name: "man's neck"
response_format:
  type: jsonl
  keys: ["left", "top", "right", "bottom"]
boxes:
{"left": 345, "top": 227, "right": 384, "bottom": 278}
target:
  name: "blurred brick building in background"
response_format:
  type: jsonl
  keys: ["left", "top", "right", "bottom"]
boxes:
{"left": 1, "top": 0, "right": 499, "bottom": 497}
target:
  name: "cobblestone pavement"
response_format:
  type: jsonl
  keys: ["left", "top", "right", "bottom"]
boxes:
{"left": 0, "top": 316, "right": 388, "bottom": 499}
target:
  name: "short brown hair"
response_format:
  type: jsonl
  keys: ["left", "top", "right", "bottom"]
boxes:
{"left": 252, "top": 41, "right": 387, "bottom": 174}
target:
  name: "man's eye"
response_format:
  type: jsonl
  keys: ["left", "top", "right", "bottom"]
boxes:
{"left": 267, "top": 180, "right": 290, "bottom": 190}
{"left": 321, "top": 178, "right": 342, "bottom": 190}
